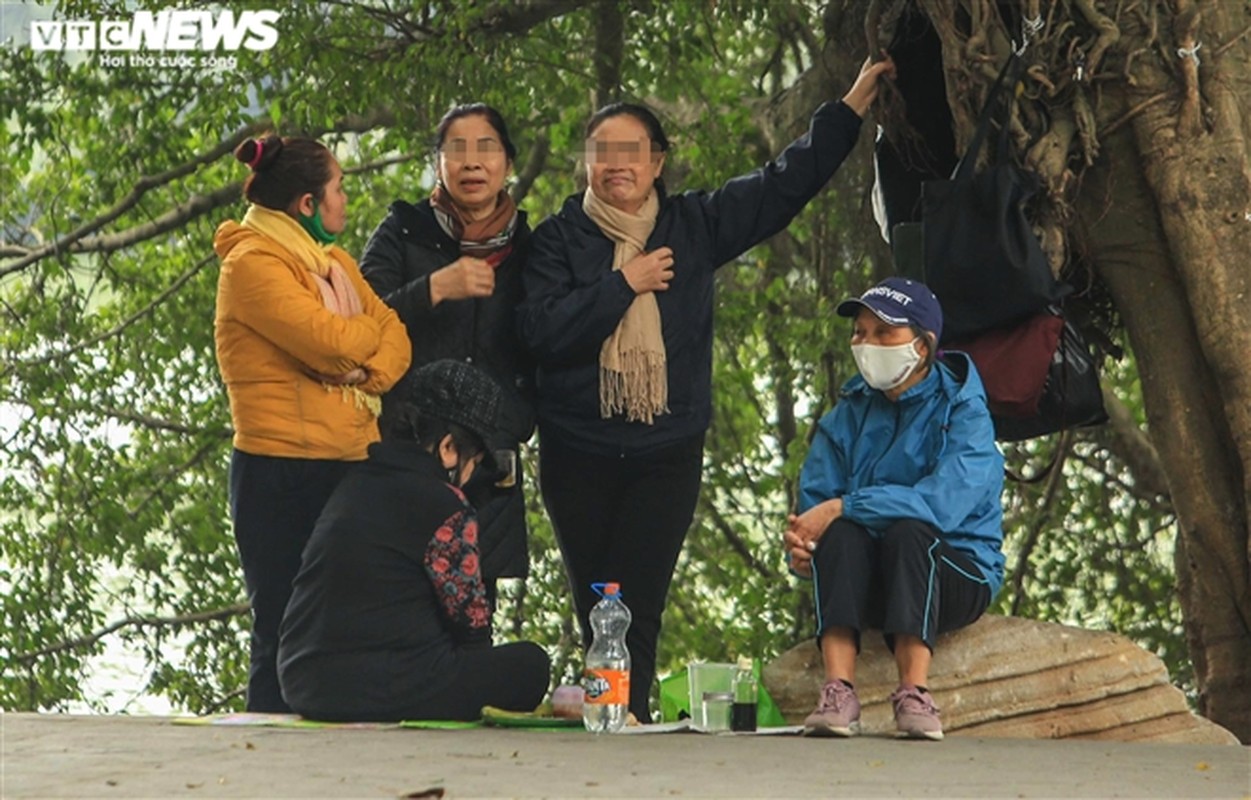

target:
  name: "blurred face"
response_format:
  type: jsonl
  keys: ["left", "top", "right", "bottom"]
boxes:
{"left": 437, "top": 114, "right": 511, "bottom": 219}
{"left": 585, "top": 114, "right": 664, "bottom": 214}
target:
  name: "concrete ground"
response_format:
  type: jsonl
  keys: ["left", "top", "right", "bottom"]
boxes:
{"left": 3, "top": 713, "right": 1248, "bottom": 799}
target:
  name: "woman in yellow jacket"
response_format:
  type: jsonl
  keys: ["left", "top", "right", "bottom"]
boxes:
{"left": 214, "top": 135, "right": 410, "bottom": 712}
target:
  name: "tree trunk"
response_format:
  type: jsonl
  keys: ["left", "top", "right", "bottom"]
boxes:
{"left": 1109, "top": 2, "right": 1251, "bottom": 741}
{"left": 885, "top": 0, "right": 1251, "bottom": 741}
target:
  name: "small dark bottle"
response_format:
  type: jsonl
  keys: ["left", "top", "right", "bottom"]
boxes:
{"left": 730, "top": 656, "right": 758, "bottom": 732}
{"left": 731, "top": 701, "right": 757, "bottom": 732}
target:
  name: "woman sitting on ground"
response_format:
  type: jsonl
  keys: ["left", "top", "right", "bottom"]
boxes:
{"left": 278, "top": 360, "right": 549, "bottom": 722}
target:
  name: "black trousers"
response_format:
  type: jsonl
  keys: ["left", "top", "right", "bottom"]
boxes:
{"left": 229, "top": 449, "right": 349, "bottom": 712}
{"left": 812, "top": 518, "right": 991, "bottom": 651}
{"left": 291, "top": 641, "right": 551, "bottom": 723}
{"left": 539, "top": 433, "right": 704, "bottom": 723}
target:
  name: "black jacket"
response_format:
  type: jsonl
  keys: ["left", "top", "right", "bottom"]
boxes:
{"left": 360, "top": 199, "right": 533, "bottom": 579}
{"left": 277, "top": 442, "right": 491, "bottom": 718}
{"left": 519, "top": 101, "right": 863, "bottom": 457}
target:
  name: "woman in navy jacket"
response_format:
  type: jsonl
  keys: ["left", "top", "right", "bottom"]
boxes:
{"left": 520, "top": 58, "right": 895, "bottom": 722}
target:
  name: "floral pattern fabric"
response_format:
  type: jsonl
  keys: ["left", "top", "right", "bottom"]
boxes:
{"left": 424, "top": 490, "right": 491, "bottom": 633}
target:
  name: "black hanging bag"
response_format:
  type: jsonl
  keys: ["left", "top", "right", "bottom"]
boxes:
{"left": 921, "top": 52, "right": 1068, "bottom": 343}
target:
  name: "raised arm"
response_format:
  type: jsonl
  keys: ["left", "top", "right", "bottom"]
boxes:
{"left": 702, "top": 56, "right": 895, "bottom": 264}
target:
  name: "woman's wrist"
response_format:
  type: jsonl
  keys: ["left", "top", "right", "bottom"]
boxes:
{"left": 428, "top": 269, "right": 445, "bottom": 306}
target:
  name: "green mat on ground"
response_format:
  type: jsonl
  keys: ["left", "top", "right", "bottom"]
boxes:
{"left": 397, "top": 719, "right": 482, "bottom": 730}
{"left": 479, "top": 705, "right": 584, "bottom": 729}
{"left": 172, "top": 710, "right": 578, "bottom": 730}
{"left": 171, "top": 713, "right": 398, "bottom": 730}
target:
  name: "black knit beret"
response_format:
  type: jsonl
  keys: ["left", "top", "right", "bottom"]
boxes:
{"left": 405, "top": 359, "right": 501, "bottom": 444}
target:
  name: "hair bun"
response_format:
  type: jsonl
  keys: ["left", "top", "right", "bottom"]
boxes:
{"left": 233, "top": 135, "right": 282, "bottom": 171}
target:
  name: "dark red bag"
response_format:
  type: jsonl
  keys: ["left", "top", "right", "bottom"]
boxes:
{"left": 949, "top": 313, "right": 1062, "bottom": 419}
{"left": 949, "top": 309, "right": 1108, "bottom": 442}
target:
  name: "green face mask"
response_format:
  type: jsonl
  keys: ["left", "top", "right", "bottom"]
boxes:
{"left": 298, "top": 200, "right": 337, "bottom": 244}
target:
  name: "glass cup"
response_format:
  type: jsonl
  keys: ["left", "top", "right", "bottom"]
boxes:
{"left": 700, "top": 691, "right": 733, "bottom": 733}
{"left": 687, "top": 662, "right": 736, "bottom": 730}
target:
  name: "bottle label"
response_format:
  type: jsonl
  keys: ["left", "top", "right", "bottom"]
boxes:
{"left": 583, "top": 668, "right": 629, "bottom": 705}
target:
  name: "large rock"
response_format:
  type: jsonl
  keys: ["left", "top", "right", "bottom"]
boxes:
{"left": 764, "top": 614, "right": 1239, "bottom": 744}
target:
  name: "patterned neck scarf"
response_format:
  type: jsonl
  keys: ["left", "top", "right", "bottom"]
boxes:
{"left": 430, "top": 185, "right": 519, "bottom": 262}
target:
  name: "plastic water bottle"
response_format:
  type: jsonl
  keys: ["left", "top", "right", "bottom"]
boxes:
{"left": 582, "top": 582, "right": 631, "bottom": 734}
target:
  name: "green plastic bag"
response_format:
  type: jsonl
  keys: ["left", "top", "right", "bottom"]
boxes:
{"left": 658, "top": 659, "right": 788, "bottom": 728}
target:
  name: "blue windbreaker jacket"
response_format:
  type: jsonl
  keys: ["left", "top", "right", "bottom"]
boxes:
{"left": 798, "top": 353, "right": 1006, "bottom": 598}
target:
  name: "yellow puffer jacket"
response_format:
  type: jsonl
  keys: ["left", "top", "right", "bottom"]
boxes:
{"left": 214, "top": 221, "right": 411, "bottom": 460}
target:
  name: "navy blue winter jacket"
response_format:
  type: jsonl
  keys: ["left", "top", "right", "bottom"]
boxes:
{"left": 798, "top": 353, "right": 1006, "bottom": 598}
{"left": 519, "top": 101, "right": 864, "bottom": 456}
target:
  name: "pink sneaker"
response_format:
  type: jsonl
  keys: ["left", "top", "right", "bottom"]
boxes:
{"left": 890, "top": 685, "right": 943, "bottom": 740}
{"left": 802, "top": 680, "right": 860, "bottom": 737}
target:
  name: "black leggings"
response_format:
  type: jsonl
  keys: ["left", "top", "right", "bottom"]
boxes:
{"left": 811, "top": 518, "right": 991, "bottom": 651}
{"left": 539, "top": 433, "right": 704, "bottom": 723}
{"left": 229, "top": 449, "right": 349, "bottom": 712}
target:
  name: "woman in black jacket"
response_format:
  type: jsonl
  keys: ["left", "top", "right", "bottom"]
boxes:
{"left": 361, "top": 104, "right": 533, "bottom": 590}
{"left": 278, "top": 360, "right": 550, "bottom": 722}
{"left": 519, "top": 57, "right": 895, "bottom": 723}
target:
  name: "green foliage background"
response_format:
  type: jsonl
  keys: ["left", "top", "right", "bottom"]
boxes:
{"left": 0, "top": 1, "right": 1182, "bottom": 713}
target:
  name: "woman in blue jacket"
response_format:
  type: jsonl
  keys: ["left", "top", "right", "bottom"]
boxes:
{"left": 785, "top": 277, "right": 1004, "bottom": 741}
{"left": 521, "top": 58, "right": 895, "bottom": 722}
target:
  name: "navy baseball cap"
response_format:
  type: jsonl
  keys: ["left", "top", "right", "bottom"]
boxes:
{"left": 836, "top": 277, "right": 943, "bottom": 341}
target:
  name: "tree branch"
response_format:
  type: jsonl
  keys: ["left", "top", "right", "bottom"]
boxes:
{"left": 705, "top": 503, "right": 777, "bottom": 580}
{"left": 1008, "top": 433, "right": 1072, "bottom": 615}
{"left": 1172, "top": 0, "right": 1203, "bottom": 137}
{"left": 98, "top": 407, "right": 233, "bottom": 440}
{"left": 126, "top": 436, "right": 222, "bottom": 520}
{"left": 476, "top": 0, "right": 593, "bottom": 37}
{"left": 13, "top": 603, "right": 249, "bottom": 666}
{"left": 361, "top": 0, "right": 593, "bottom": 52}
{"left": 0, "top": 108, "right": 399, "bottom": 278}
{"left": 592, "top": 0, "right": 625, "bottom": 108}
{"left": 1094, "top": 385, "right": 1171, "bottom": 500}
{"left": 202, "top": 687, "right": 247, "bottom": 714}
{"left": 0, "top": 121, "right": 265, "bottom": 276}
{"left": 511, "top": 132, "right": 550, "bottom": 204}
{"left": 1, "top": 184, "right": 243, "bottom": 265}
{"left": 0, "top": 254, "right": 214, "bottom": 379}
{"left": 342, "top": 152, "right": 419, "bottom": 176}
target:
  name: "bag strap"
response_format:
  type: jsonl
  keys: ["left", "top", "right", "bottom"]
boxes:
{"left": 951, "top": 52, "right": 1025, "bottom": 185}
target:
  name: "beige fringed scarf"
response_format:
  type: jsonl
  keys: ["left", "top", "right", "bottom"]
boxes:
{"left": 582, "top": 188, "right": 669, "bottom": 424}
{"left": 241, "top": 205, "right": 381, "bottom": 417}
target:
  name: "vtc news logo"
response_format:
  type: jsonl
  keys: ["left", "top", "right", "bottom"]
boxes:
{"left": 30, "top": 9, "right": 281, "bottom": 52}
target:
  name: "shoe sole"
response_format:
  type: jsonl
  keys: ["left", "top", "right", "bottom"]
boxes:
{"left": 895, "top": 729, "right": 944, "bottom": 741}
{"left": 803, "top": 721, "right": 860, "bottom": 738}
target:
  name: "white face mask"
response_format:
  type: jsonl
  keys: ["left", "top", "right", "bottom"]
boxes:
{"left": 851, "top": 339, "right": 922, "bottom": 391}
